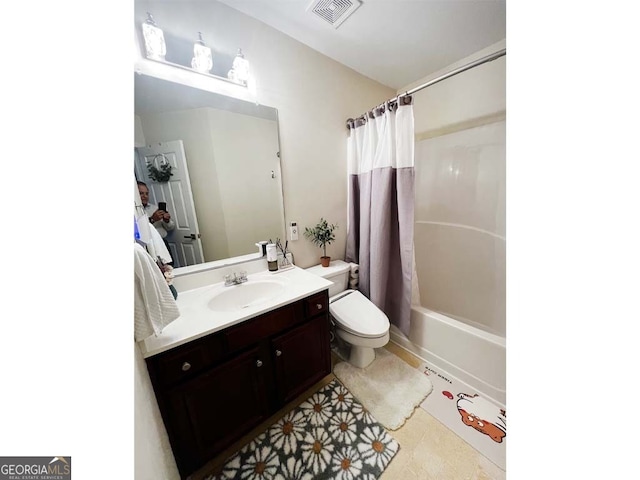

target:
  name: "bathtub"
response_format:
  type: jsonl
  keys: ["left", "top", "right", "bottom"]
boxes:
{"left": 389, "top": 305, "right": 506, "bottom": 407}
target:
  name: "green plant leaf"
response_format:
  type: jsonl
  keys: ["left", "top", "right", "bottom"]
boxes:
{"left": 146, "top": 160, "right": 173, "bottom": 183}
{"left": 303, "top": 217, "right": 338, "bottom": 256}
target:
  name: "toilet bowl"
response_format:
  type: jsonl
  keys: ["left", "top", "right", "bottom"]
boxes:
{"left": 306, "top": 260, "right": 390, "bottom": 368}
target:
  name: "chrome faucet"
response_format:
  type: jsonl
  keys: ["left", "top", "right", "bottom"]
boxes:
{"left": 224, "top": 271, "right": 248, "bottom": 286}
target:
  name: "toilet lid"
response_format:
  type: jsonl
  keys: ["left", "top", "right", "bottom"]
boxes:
{"left": 329, "top": 290, "right": 390, "bottom": 338}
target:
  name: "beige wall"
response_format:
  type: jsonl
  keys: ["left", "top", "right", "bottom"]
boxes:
{"left": 400, "top": 40, "right": 506, "bottom": 336}
{"left": 206, "top": 109, "right": 283, "bottom": 257}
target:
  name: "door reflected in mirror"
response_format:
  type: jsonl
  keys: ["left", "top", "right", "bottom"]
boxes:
{"left": 134, "top": 73, "right": 286, "bottom": 267}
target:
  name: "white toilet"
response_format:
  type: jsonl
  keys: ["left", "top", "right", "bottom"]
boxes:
{"left": 306, "top": 260, "right": 390, "bottom": 368}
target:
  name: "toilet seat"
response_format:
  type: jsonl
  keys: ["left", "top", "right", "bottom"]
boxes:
{"left": 329, "top": 290, "right": 389, "bottom": 338}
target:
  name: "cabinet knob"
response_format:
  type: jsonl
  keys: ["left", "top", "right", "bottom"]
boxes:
{"left": 256, "top": 359, "right": 263, "bottom": 367}
{"left": 181, "top": 362, "right": 191, "bottom": 372}
{"left": 275, "top": 349, "right": 282, "bottom": 357}
{"left": 316, "top": 303, "right": 323, "bottom": 310}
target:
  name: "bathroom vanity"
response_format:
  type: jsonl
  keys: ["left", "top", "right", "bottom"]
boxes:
{"left": 140, "top": 266, "right": 333, "bottom": 478}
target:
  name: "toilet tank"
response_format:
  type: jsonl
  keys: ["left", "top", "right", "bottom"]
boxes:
{"left": 306, "top": 260, "right": 351, "bottom": 297}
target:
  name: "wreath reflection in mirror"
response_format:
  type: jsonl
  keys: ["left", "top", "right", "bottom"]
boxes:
{"left": 146, "top": 154, "right": 173, "bottom": 183}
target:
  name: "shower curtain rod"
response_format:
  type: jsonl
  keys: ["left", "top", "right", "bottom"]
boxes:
{"left": 394, "top": 47, "right": 506, "bottom": 101}
{"left": 347, "top": 48, "right": 506, "bottom": 128}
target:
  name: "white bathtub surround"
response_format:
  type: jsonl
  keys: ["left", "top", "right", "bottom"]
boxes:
{"left": 346, "top": 97, "right": 416, "bottom": 336}
{"left": 414, "top": 121, "right": 506, "bottom": 337}
{"left": 390, "top": 306, "right": 506, "bottom": 407}
{"left": 333, "top": 348, "right": 433, "bottom": 430}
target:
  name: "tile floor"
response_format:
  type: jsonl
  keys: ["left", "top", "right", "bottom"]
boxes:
{"left": 191, "top": 342, "right": 505, "bottom": 480}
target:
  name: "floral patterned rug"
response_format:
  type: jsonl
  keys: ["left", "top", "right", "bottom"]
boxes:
{"left": 204, "top": 379, "right": 400, "bottom": 479}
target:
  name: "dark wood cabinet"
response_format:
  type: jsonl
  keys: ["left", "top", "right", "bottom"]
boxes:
{"left": 145, "top": 289, "right": 330, "bottom": 479}
{"left": 272, "top": 314, "right": 330, "bottom": 405}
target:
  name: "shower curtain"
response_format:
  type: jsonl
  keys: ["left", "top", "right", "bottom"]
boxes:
{"left": 346, "top": 96, "right": 415, "bottom": 336}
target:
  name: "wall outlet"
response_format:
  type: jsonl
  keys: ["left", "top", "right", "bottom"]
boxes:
{"left": 289, "top": 221, "right": 299, "bottom": 241}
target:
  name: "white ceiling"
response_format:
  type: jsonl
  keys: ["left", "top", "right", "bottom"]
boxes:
{"left": 217, "top": 0, "right": 506, "bottom": 90}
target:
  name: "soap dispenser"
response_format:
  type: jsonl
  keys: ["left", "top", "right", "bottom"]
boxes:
{"left": 266, "top": 243, "right": 278, "bottom": 272}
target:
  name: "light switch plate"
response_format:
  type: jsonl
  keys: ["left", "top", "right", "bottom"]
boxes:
{"left": 289, "top": 222, "right": 298, "bottom": 241}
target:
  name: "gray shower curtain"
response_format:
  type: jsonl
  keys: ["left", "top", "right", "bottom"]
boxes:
{"left": 346, "top": 96, "right": 415, "bottom": 336}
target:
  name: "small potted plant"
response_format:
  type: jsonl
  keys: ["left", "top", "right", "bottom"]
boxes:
{"left": 304, "top": 218, "right": 338, "bottom": 267}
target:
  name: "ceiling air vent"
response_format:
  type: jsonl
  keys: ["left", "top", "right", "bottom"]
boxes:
{"left": 307, "top": 0, "right": 362, "bottom": 29}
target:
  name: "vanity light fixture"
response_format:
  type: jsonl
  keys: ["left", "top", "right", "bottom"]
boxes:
{"left": 228, "top": 48, "right": 250, "bottom": 85}
{"left": 141, "top": 12, "right": 166, "bottom": 61}
{"left": 191, "top": 32, "right": 214, "bottom": 74}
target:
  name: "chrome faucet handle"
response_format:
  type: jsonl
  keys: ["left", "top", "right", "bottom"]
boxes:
{"left": 238, "top": 271, "right": 248, "bottom": 283}
{"left": 224, "top": 274, "right": 235, "bottom": 286}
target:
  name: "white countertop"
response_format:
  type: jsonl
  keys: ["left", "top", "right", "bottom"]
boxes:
{"left": 139, "top": 266, "right": 332, "bottom": 358}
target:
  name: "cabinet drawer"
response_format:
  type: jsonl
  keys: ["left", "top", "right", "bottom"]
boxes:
{"left": 150, "top": 334, "right": 225, "bottom": 387}
{"left": 225, "top": 302, "right": 303, "bottom": 353}
{"left": 304, "top": 291, "right": 328, "bottom": 318}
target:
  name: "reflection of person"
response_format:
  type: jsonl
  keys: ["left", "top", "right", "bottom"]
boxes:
{"left": 138, "top": 181, "right": 175, "bottom": 264}
{"left": 137, "top": 181, "right": 175, "bottom": 238}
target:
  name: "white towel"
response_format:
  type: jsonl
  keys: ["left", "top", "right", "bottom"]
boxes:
{"left": 134, "top": 243, "right": 180, "bottom": 341}
{"left": 148, "top": 224, "right": 172, "bottom": 264}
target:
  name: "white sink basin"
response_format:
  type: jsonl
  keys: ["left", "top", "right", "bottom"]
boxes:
{"left": 207, "top": 279, "right": 287, "bottom": 312}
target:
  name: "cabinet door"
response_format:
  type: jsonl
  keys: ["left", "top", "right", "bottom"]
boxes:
{"left": 271, "top": 314, "right": 331, "bottom": 405}
{"left": 166, "top": 346, "right": 270, "bottom": 475}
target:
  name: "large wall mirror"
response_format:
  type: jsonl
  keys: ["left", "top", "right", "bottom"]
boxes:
{"left": 134, "top": 73, "right": 286, "bottom": 268}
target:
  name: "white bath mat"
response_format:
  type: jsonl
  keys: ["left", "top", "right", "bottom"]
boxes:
{"left": 333, "top": 348, "right": 433, "bottom": 430}
{"left": 419, "top": 361, "right": 506, "bottom": 471}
